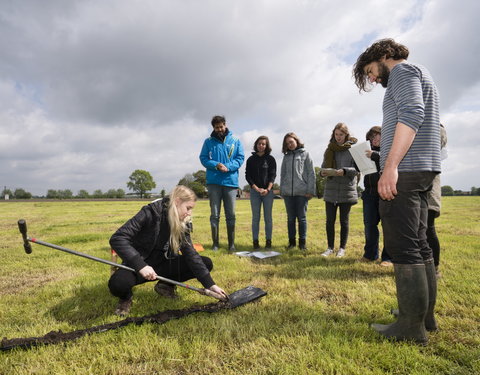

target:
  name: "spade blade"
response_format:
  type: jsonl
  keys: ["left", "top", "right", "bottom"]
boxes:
{"left": 225, "top": 286, "right": 267, "bottom": 309}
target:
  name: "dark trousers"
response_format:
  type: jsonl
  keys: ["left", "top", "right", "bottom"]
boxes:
{"left": 427, "top": 209, "right": 440, "bottom": 267}
{"left": 379, "top": 172, "right": 436, "bottom": 264}
{"left": 108, "top": 256, "right": 213, "bottom": 300}
{"left": 325, "top": 201, "right": 352, "bottom": 249}
{"left": 362, "top": 191, "right": 391, "bottom": 261}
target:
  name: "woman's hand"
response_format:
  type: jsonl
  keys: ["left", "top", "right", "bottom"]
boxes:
{"left": 209, "top": 285, "right": 229, "bottom": 301}
{"left": 305, "top": 193, "right": 313, "bottom": 200}
{"left": 139, "top": 265, "right": 157, "bottom": 281}
{"left": 335, "top": 169, "right": 345, "bottom": 176}
{"left": 320, "top": 170, "right": 327, "bottom": 177}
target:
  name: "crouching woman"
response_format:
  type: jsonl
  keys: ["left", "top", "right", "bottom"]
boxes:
{"left": 108, "top": 185, "right": 228, "bottom": 316}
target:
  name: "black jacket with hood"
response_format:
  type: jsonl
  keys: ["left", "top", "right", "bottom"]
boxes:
{"left": 109, "top": 198, "right": 214, "bottom": 288}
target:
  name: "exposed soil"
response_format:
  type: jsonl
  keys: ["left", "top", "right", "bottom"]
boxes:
{"left": 1, "top": 286, "right": 266, "bottom": 351}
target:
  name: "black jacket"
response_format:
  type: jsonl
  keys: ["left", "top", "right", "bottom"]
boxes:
{"left": 245, "top": 153, "right": 277, "bottom": 189}
{"left": 109, "top": 198, "right": 214, "bottom": 288}
{"left": 363, "top": 146, "right": 380, "bottom": 195}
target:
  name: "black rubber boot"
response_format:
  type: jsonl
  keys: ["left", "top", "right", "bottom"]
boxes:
{"left": 287, "top": 238, "right": 296, "bottom": 250}
{"left": 265, "top": 239, "right": 272, "bottom": 249}
{"left": 253, "top": 240, "right": 260, "bottom": 250}
{"left": 390, "top": 259, "right": 438, "bottom": 332}
{"left": 299, "top": 238, "right": 307, "bottom": 251}
{"left": 227, "top": 225, "right": 236, "bottom": 252}
{"left": 372, "top": 263, "right": 429, "bottom": 345}
{"left": 424, "top": 258, "right": 438, "bottom": 331}
{"left": 211, "top": 226, "right": 219, "bottom": 251}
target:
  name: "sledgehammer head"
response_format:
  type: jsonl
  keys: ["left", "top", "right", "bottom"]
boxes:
{"left": 17, "top": 219, "right": 32, "bottom": 254}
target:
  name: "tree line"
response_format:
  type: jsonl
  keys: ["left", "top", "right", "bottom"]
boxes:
{"left": 3, "top": 169, "right": 480, "bottom": 200}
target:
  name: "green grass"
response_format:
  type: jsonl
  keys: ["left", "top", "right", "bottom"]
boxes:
{"left": 0, "top": 197, "right": 479, "bottom": 375}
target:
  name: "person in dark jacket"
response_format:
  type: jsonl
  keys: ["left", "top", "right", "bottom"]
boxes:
{"left": 245, "top": 135, "right": 277, "bottom": 249}
{"left": 359, "top": 126, "right": 392, "bottom": 265}
{"left": 320, "top": 123, "right": 359, "bottom": 258}
{"left": 108, "top": 185, "right": 228, "bottom": 316}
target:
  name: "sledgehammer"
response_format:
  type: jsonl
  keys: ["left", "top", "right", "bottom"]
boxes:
{"left": 17, "top": 219, "right": 227, "bottom": 301}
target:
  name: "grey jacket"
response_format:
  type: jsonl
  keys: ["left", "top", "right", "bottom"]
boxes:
{"left": 280, "top": 148, "right": 316, "bottom": 197}
{"left": 322, "top": 149, "right": 359, "bottom": 204}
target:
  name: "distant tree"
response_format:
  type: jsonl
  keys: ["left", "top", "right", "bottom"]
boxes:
{"left": 454, "top": 190, "right": 463, "bottom": 196}
{"left": 193, "top": 170, "right": 207, "bottom": 186}
{"left": 93, "top": 189, "right": 104, "bottom": 198}
{"left": 178, "top": 172, "right": 207, "bottom": 197}
{"left": 190, "top": 181, "right": 207, "bottom": 198}
{"left": 46, "top": 189, "right": 59, "bottom": 199}
{"left": 441, "top": 185, "right": 454, "bottom": 196}
{"left": 58, "top": 189, "right": 73, "bottom": 199}
{"left": 127, "top": 169, "right": 156, "bottom": 198}
{"left": 178, "top": 173, "right": 195, "bottom": 186}
{"left": 272, "top": 183, "right": 280, "bottom": 191}
{"left": 105, "top": 189, "right": 117, "bottom": 198}
{"left": 14, "top": 188, "right": 32, "bottom": 199}
{"left": 160, "top": 189, "right": 166, "bottom": 198}
{"left": 77, "top": 189, "right": 90, "bottom": 199}
{"left": 243, "top": 184, "right": 251, "bottom": 193}
{"left": 115, "top": 189, "right": 125, "bottom": 198}
{"left": 470, "top": 186, "right": 480, "bottom": 196}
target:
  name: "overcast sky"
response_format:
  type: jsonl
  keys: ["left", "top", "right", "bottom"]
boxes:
{"left": 1, "top": 0, "right": 479, "bottom": 196}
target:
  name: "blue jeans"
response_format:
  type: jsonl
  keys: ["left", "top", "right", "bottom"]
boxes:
{"left": 379, "top": 172, "right": 436, "bottom": 264}
{"left": 283, "top": 196, "right": 308, "bottom": 240}
{"left": 207, "top": 184, "right": 237, "bottom": 228}
{"left": 250, "top": 189, "right": 274, "bottom": 241}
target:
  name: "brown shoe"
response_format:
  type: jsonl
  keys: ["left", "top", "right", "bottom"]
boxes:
{"left": 115, "top": 297, "right": 132, "bottom": 316}
{"left": 154, "top": 282, "right": 178, "bottom": 299}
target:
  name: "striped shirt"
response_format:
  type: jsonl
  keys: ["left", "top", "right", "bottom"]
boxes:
{"left": 380, "top": 62, "right": 441, "bottom": 172}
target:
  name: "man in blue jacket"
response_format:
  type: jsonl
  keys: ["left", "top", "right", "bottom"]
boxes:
{"left": 199, "top": 115, "right": 245, "bottom": 251}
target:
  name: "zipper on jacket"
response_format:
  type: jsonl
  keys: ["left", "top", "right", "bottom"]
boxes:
{"left": 291, "top": 151, "right": 295, "bottom": 196}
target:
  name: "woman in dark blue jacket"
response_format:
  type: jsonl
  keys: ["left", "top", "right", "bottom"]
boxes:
{"left": 108, "top": 185, "right": 227, "bottom": 316}
{"left": 245, "top": 136, "right": 277, "bottom": 249}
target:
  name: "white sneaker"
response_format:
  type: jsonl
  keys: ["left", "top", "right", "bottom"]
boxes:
{"left": 336, "top": 248, "right": 346, "bottom": 257}
{"left": 321, "top": 248, "right": 334, "bottom": 257}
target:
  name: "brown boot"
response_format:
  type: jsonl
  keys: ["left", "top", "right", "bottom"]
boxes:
{"left": 114, "top": 297, "right": 132, "bottom": 316}
{"left": 154, "top": 282, "right": 178, "bottom": 299}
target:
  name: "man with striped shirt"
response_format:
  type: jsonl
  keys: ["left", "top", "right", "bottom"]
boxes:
{"left": 353, "top": 39, "right": 441, "bottom": 345}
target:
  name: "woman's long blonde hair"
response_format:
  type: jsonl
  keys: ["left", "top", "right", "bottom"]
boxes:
{"left": 167, "top": 185, "right": 197, "bottom": 254}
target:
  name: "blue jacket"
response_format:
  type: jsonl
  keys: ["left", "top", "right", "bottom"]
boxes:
{"left": 199, "top": 129, "right": 245, "bottom": 187}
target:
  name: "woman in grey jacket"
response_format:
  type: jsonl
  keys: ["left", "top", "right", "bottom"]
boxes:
{"left": 280, "top": 132, "right": 316, "bottom": 250}
{"left": 320, "top": 123, "right": 359, "bottom": 258}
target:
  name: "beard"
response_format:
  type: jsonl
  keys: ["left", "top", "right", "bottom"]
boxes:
{"left": 378, "top": 62, "right": 390, "bottom": 88}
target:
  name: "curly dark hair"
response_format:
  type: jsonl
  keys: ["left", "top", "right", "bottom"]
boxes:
{"left": 352, "top": 38, "right": 409, "bottom": 92}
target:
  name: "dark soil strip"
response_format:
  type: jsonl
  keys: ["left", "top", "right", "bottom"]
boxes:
{"left": 1, "top": 286, "right": 266, "bottom": 352}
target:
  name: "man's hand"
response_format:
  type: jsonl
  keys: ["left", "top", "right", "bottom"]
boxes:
{"left": 139, "top": 265, "right": 157, "bottom": 281}
{"left": 216, "top": 163, "right": 228, "bottom": 172}
{"left": 335, "top": 169, "right": 344, "bottom": 176}
{"left": 378, "top": 167, "right": 398, "bottom": 201}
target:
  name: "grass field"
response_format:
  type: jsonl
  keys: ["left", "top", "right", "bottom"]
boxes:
{"left": 0, "top": 197, "right": 479, "bottom": 375}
